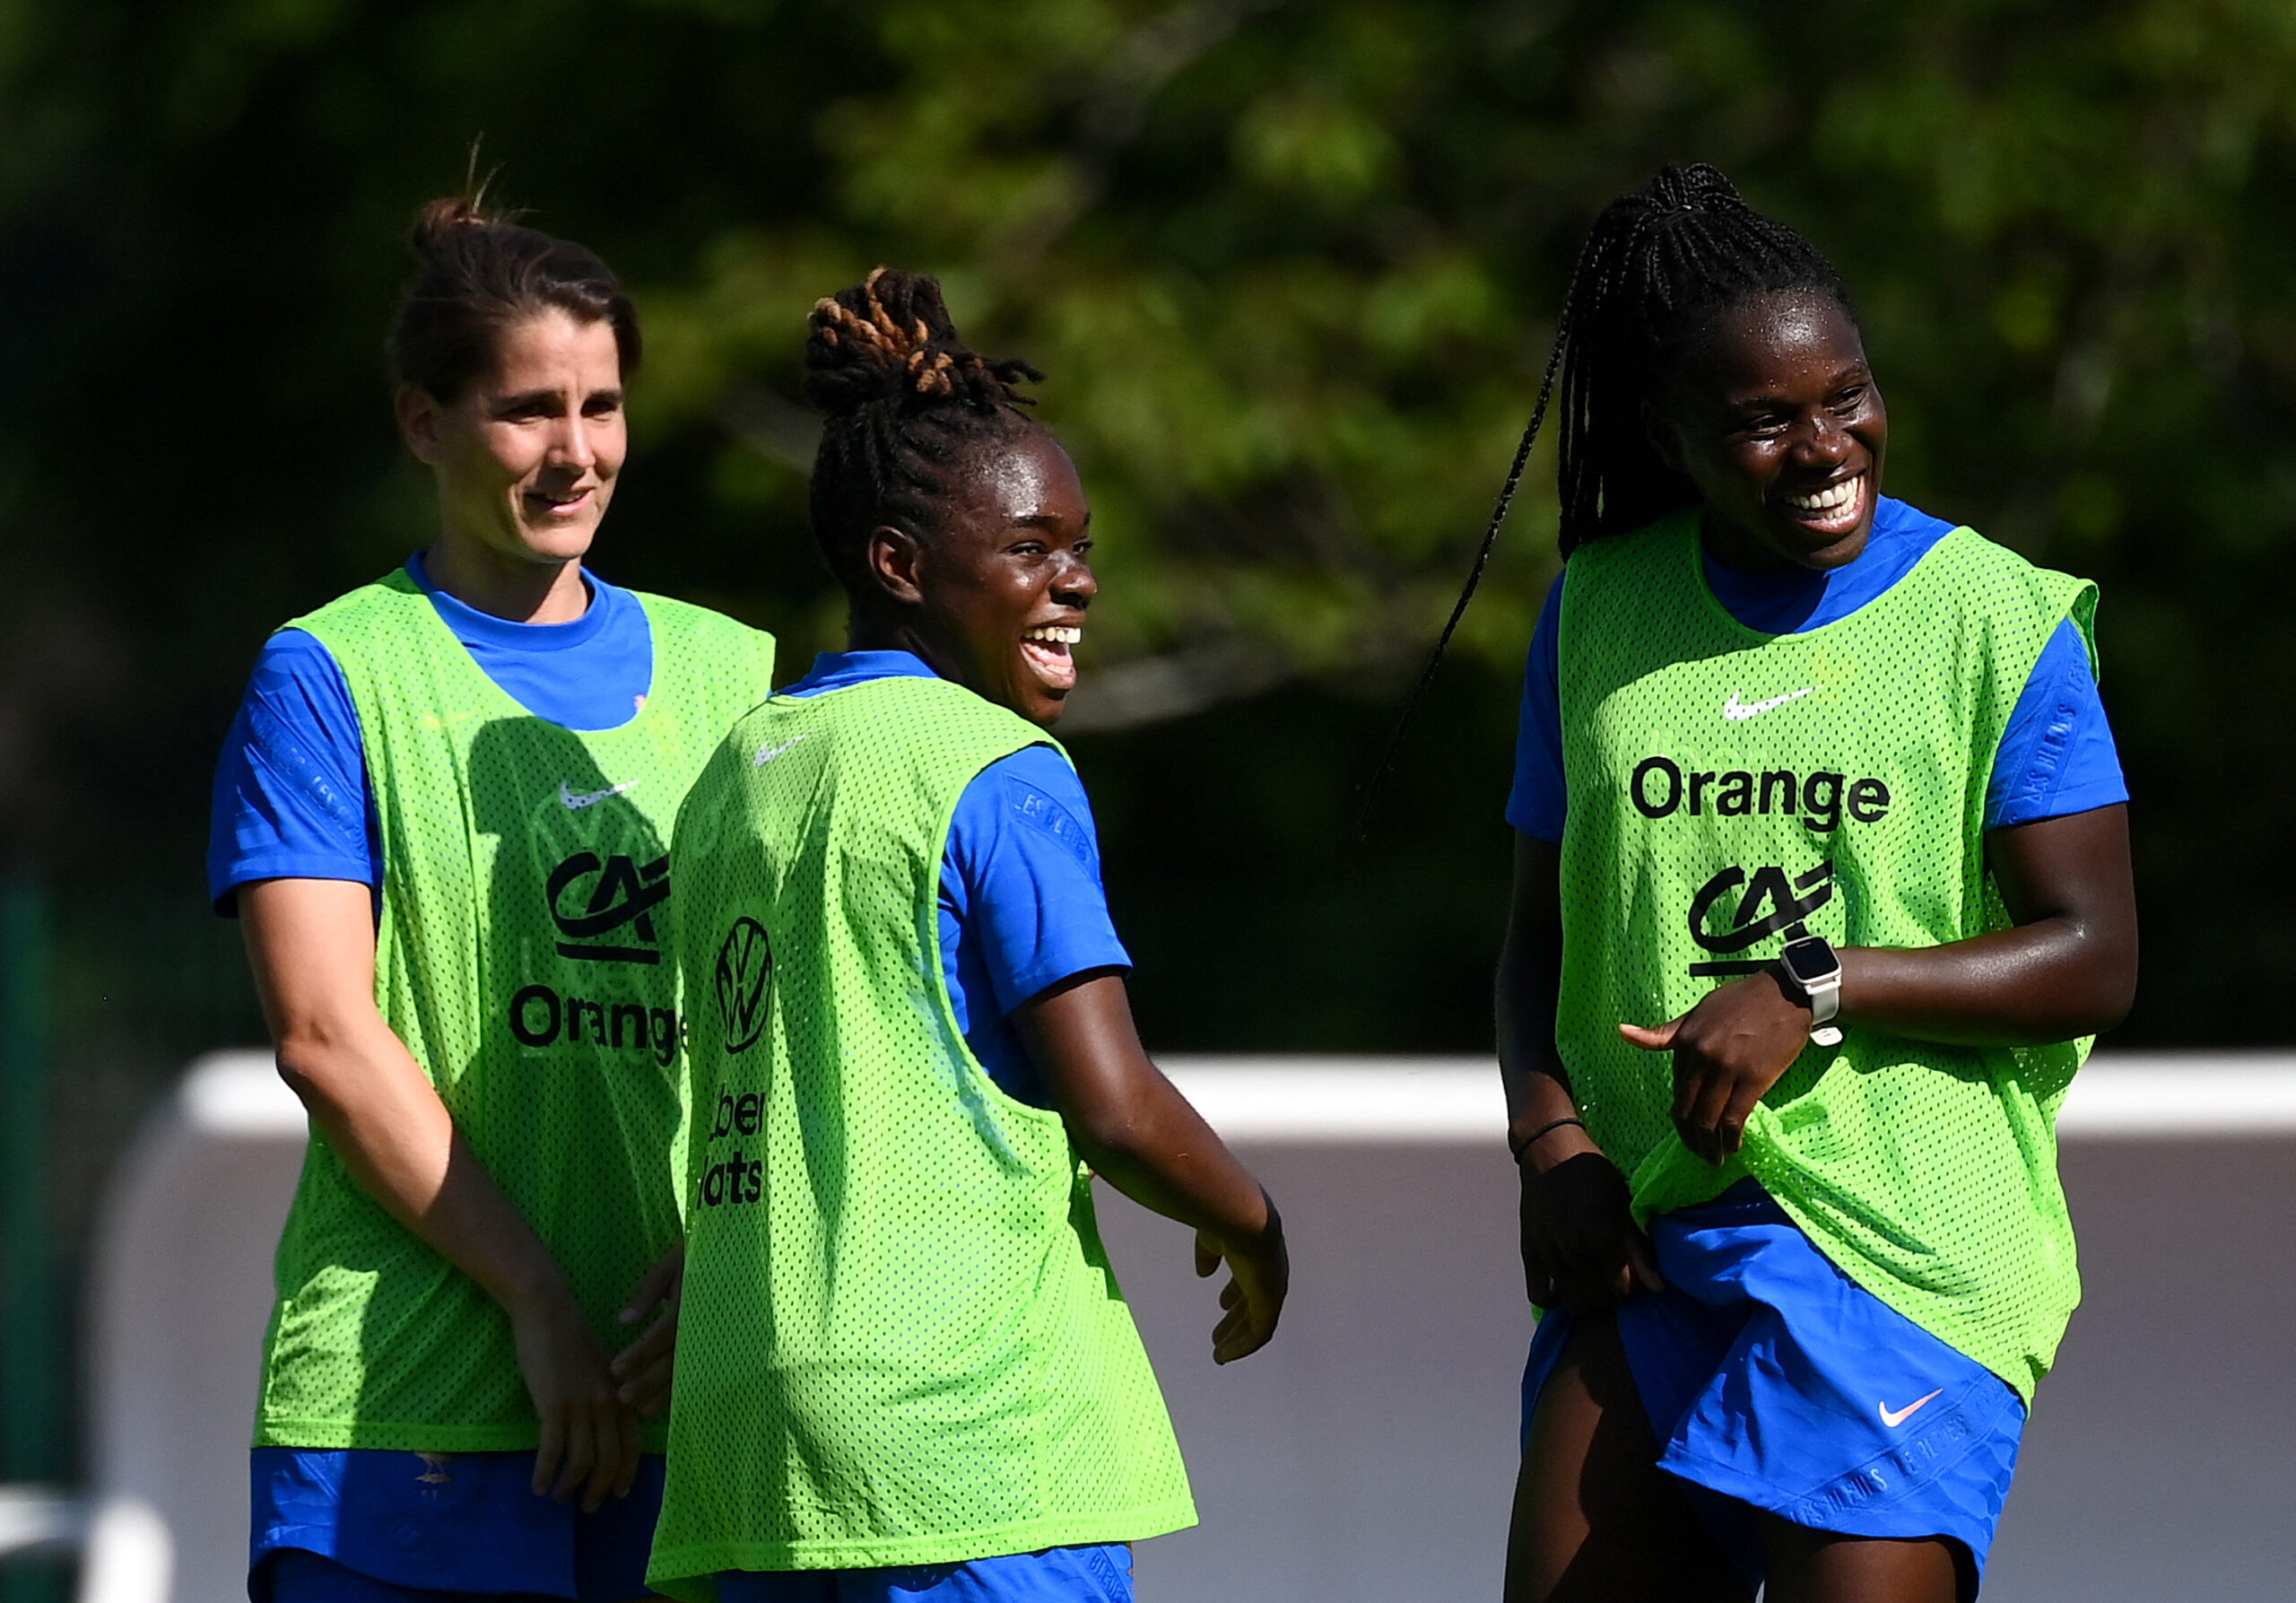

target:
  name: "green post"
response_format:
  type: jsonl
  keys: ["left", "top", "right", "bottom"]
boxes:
{"left": 0, "top": 883, "right": 61, "bottom": 1597}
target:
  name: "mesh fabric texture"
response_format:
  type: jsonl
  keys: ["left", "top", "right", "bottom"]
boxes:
{"left": 651, "top": 675, "right": 1193, "bottom": 1590}
{"left": 1554, "top": 514, "right": 2096, "bottom": 1401}
{"left": 257, "top": 571, "right": 777, "bottom": 1450}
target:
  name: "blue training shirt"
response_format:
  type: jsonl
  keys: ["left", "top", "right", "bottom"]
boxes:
{"left": 1506, "top": 497, "right": 2129, "bottom": 841}
{"left": 207, "top": 553, "right": 656, "bottom": 913}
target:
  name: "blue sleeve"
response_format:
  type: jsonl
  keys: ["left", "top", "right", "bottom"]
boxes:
{"left": 1984, "top": 618, "right": 2130, "bottom": 830}
{"left": 207, "top": 629, "right": 380, "bottom": 914}
{"left": 937, "top": 745, "right": 1132, "bottom": 1106}
{"left": 1503, "top": 572, "right": 1568, "bottom": 842}
{"left": 945, "top": 746, "right": 1132, "bottom": 1011}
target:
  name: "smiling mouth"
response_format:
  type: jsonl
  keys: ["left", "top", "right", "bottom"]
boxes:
{"left": 526, "top": 487, "right": 593, "bottom": 518}
{"left": 1779, "top": 472, "right": 1866, "bottom": 533}
{"left": 1020, "top": 624, "right": 1081, "bottom": 693}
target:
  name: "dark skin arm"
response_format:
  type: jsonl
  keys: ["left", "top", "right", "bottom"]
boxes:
{"left": 1500, "top": 804, "right": 2137, "bottom": 1311}
{"left": 1013, "top": 969, "right": 1287, "bottom": 1363}
{"left": 1496, "top": 837, "right": 1665, "bottom": 1314}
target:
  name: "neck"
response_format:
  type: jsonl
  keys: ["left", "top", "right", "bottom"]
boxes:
{"left": 848, "top": 614, "right": 939, "bottom": 671}
{"left": 425, "top": 534, "right": 592, "bottom": 624}
{"left": 1696, "top": 510, "right": 1803, "bottom": 578}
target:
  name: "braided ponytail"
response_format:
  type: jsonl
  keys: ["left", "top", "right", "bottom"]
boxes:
{"left": 1361, "top": 164, "right": 1857, "bottom": 830}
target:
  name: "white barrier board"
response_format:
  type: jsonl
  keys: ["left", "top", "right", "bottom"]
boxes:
{"left": 77, "top": 1052, "right": 2296, "bottom": 1603}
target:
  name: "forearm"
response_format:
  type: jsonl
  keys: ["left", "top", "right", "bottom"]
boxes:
{"left": 1014, "top": 971, "right": 1275, "bottom": 1248}
{"left": 1067, "top": 1078, "right": 1274, "bottom": 1246}
{"left": 1495, "top": 833, "right": 1582, "bottom": 1153}
{"left": 1495, "top": 928, "right": 1579, "bottom": 1143}
{"left": 1833, "top": 805, "right": 2137, "bottom": 1047}
{"left": 1836, "top": 919, "right": 2134, "bottom": 1046}
{"left": 277, "top": 1016, "right": 576, "bottom": 1316}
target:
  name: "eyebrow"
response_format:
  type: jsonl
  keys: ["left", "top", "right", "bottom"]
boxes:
{"left": 1725, "top": 363, "right": 1871, "bottom": 410}
{"left": 1010, "top": 510, "right": 1091, "bottom": 531}
{"left": 492, "top": 387, "right": 623, "bottom": 411}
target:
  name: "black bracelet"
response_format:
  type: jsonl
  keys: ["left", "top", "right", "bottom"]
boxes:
{"left": 1510, "top": 1115, "right": 1586, "bottom": 1163}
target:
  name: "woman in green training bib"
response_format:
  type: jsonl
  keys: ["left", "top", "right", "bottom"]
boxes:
{"left": 1468, "top": 167, "right": 2139, "bottom": 1601}
{"left": 211, "top": 192, "right": 777, "bottom": 1603}
{"left": 654, "top": 268, "right": 1288, "bottom": 1603}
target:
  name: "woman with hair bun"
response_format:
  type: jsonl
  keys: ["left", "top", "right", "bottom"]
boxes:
{"left": 210, "top": 192, "right": 777, "bottom": 1603}
{"left": 648, "top": 268, "right": 1286, "bottom": 1603}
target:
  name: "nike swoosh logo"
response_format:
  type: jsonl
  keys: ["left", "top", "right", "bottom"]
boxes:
{"left": 753, "top": 734, "right": 809, "bottom": 767}
{"left": 1878, "top": 1389, "right": 1944, "bottom": 1428}
{"left": 560, "top": 780, "right": 640, "bottom": 810}
{"left": 1723, "top": 687, "right": 1818, "bottom": 720}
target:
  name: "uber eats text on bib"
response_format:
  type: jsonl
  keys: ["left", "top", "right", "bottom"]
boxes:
{"left": 651, "top": 675, "right": 1192, "bottom": 1592}
{"left": 255, "top": 571, "right": 776, "bottom": 1451}
{"left": 1556, "top": 513, "right": 2099, "bottom": 1402}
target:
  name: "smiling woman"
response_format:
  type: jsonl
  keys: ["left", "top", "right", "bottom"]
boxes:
{"left": 1476, "top": 167, "right": 2140, "bottom": 1603}
{"left": 207, "top": 191, "right": 778, "bottom": 1603}
{"left": 650, "top": 268, "right": 1287, "bottom": 1603}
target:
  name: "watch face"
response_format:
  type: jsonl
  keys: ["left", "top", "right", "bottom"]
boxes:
{"left": 1781, "top": 939, "right": 1839, "bottom": 985}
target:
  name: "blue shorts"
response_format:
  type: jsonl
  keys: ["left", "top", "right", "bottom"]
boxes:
{"left": 715, "top": 1546, "right": 1134, "bottom": 1603}
{"left": 250, "top": 1449, "right": 665, "bottom": 1602}
{"left": 1521, "top": 1181, "right": 2025, "bottom": 1590}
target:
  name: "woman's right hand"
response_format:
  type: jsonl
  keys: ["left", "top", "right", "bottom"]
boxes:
{"left": 1196, "top": 1199, "right": 1289, "bottom": 1365}
{"left": 508, "top": 1281, "right": 639, "bottom": 1512}
{"left": 1517, "top": 1128, "right": 1665, "bottom": 1314}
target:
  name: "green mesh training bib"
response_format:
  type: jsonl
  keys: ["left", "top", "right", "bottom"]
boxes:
{"left": 650, "top": 675, "right": 1193, "bottom": 1590}
{"left": 254, "top": 570, "right": 777, "bottom": 1451}
{"left": 1555, "top": 513, "right": 2099, "bottom": 1401}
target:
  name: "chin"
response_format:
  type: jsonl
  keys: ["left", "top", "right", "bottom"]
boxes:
{"left": 1015, "top": 685, "right": 1071, "bottom": 728}
{"left": 513, "top": 522, "right": 601, "bottom": 563}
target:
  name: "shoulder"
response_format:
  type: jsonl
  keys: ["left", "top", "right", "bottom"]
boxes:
{"left": 1568, "top": 510, "right": 1697, "bottom": 579}
{"left": 241, "top": 629, "right": 359, "bottom": 730}
{"left": 250, "top": 625, "right": 346, "bottom": 684}
{"left": 288, "top": 570, "right": 428, "bottom": 642}
{"left": 1871, "top": 494, "right": 1962, "bottom": 548}
{"left": 1923, "top": 525, "right": 2097, "bottom": 615}
{"left": 952, "top": 745, "right": 1103, "bottom": 878}
{"left": 974, "top": 744, "right": 1092, "bottom": 828}
{"left": 623, "top": 588, "right": 773, "bottom": 652}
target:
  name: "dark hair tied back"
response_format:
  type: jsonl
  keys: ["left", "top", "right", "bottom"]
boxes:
{"left": 804, "top": 268, "right": 1045, "bottom": 596}
{"left": 388, "top": 189, "right": 641, "bottom": 403}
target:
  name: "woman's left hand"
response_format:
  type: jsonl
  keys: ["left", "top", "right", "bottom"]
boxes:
{"left": 610, "top": 1244, "right": 684, "bottom": 1416}
{"left": 1621, "top": 969, "right": 1812, "bottom": 1167}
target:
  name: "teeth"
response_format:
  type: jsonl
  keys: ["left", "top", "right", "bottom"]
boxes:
{"left": 1784, "top": 476, "right": 1860, "bottom": 515}
{"left": 1022, "top": 626, "right": 1081, "bottom": 645}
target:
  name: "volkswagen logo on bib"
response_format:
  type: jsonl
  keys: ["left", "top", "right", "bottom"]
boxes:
{"left": 715, "top": 917, "right": 772, "bottom": 1054}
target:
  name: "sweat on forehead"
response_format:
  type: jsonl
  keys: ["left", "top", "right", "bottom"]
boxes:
{"left": 1667, "top": 289, "right": 1866, "bottom": 393}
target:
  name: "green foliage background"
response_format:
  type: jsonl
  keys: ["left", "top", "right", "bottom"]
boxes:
{"left": 1, "top": 0, "right": 2289, "bottom": 1131}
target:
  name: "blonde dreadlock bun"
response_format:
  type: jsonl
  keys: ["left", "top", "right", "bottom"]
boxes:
{"left": 804, "top": 267, "right": 1039, "bottom": 416}
{"left": 803, "top": 268, "right": 1052, "bottom": 601}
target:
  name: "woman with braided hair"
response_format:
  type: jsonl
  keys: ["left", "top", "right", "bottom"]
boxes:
{"left": 651, "top": 268, "right": 1286, "bottom": 1603}
{"left": 1472, "top": 167, "right": 2137, "bottom": 1599}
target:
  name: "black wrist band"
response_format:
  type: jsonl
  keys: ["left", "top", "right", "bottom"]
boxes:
{"left": 1510, "top": 1115, "right": 1586, "bottom": 1163}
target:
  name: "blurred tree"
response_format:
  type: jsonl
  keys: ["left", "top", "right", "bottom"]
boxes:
{"left": 0, "top": 0, "right": 2288, "bottom": 1098}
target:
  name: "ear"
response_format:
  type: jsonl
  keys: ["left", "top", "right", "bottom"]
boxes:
{"left": 864, "top": 525, "right": 927, "bottom": 608}
{"left": 1641, "top": 396, "right": 1687, "bottom": 475}
{"left": 396, "top": 384, "right": 447, "bottom": 466}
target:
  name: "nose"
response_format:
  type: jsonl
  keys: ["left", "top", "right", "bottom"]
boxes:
{"left": 548, "top": 413, "right": 597, "bottom": 472}
{"left": 1794, "top": 409, "right": 1851, "bottom": 467}
{"left": 1051, "top": 549, "right": 1096, "bottom": 607}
